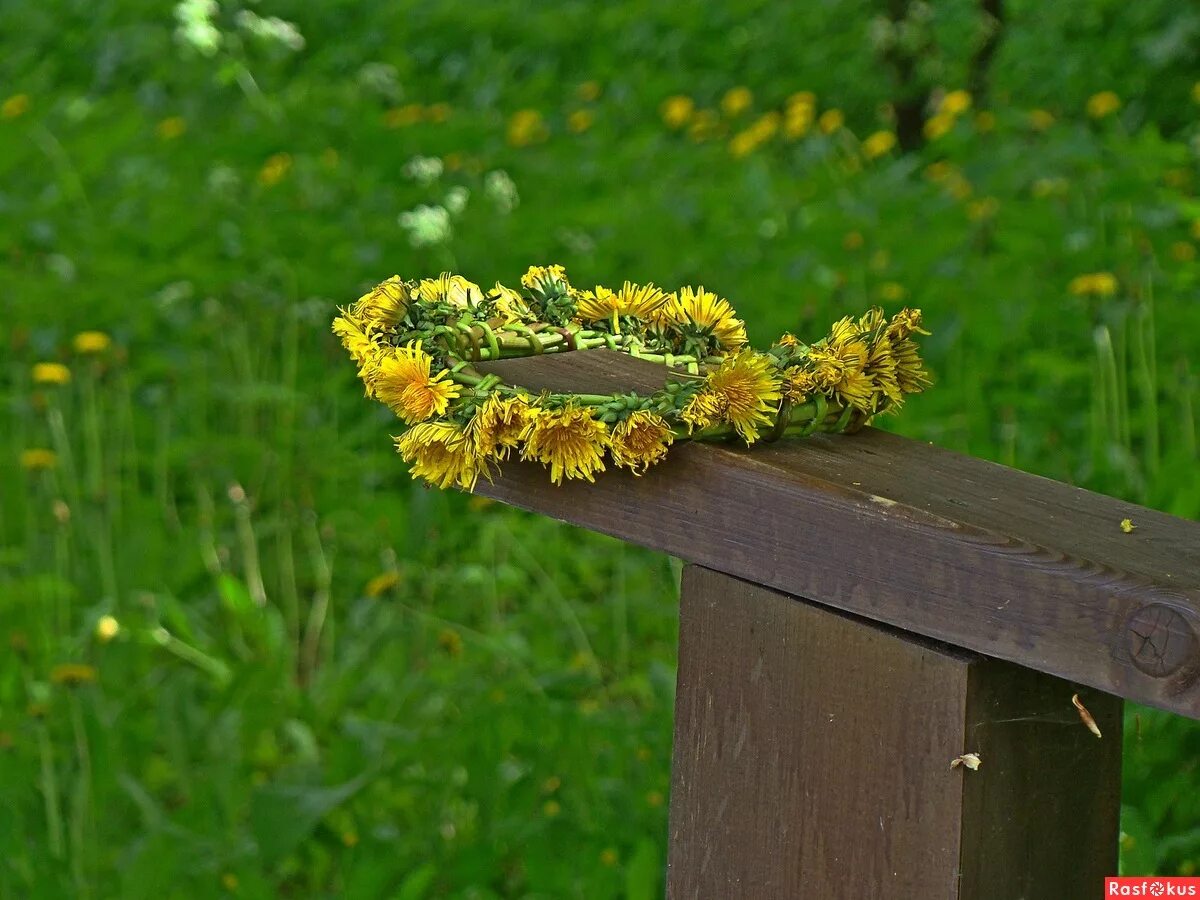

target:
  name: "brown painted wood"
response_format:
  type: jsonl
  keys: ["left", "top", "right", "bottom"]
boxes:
{"left": 475, "top": 350, "right": 1200, "bottom": 719}
{"left": 667, "top": 566, "right": 1122, "bottom": 899}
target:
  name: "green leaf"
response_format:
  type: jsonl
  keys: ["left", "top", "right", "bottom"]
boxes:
{"left": 250, "top": 773, "right": 370, "bottom": 864}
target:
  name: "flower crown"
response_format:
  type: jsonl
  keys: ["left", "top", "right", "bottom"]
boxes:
{"left": 333, "top": 265, "right": 930, "bottom": 490}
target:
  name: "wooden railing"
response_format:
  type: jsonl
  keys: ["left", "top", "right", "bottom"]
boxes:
{"left": 475, "top": 350, "right": 1200, "bottom": 899}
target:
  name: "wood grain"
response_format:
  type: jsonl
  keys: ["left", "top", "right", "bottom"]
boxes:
{"left": 475, "top": 351, "right": 1200, "bottom": 719}
{"left": 667, "top": 567, "right": 1121, "bottom": 899}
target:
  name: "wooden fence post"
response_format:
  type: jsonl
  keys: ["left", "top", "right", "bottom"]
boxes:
{"left": 667, "top": 566, "right": 1122, "bottom": 898}
{"left": 473, "top": 350, "right": 1200, "bottom": 898}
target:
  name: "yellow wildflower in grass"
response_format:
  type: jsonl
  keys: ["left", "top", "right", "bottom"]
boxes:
{"left": 939, "top": 90, "right": 972, "bottom": 117}
{"left": 687, "top": 109, "right": 722, "bottom": 142}
{"left": 567, "top": 109, "right": 594, "bottom": 134}
{"left": 2, "top": 93, "right": 30, "bottom": 119}
{"left": 923, "top": 112, "right": 955, "bottom": 141}
{"left": 50, "top": 663, "right": 98, "bottom": 686}
{"left": 1086, "top": 91, "right": 1121, "bottom": 119}
{"left": 365, "top": 571, "right": 401, "bottom": 597}
{"left": 353, "top": 275, "right": 410, "bottom": 330}
{"left": 575, "top": 281, "right": 669, "bottom": 327}
{"left": 1028, "top": 109, "right": 1055, "bottom": 131}
{"left": 383, "top": 104, "right": 424, "bottom": 128}
{"left": 720, "top": 86, "right": 753, "bottom": 118}
{"left": 728, "top": 129, "right": 761, "bottom": 158}
{"left": 609, "top": 410, "right": 674, "bottom": 474}
{"left": 438, "top": 628, "right": 464, "bottom": 657}
{"left": 878, "top": 282, "right": 908, "bottom": 302}
{"left": 32, "top": 362, "right": 71, "bottom": 385}
{"left": 862, "top": 130, "right": 897, "bottom": 160}
{"left": 331, "top": 313, "right": 376, "bottom": 372}
{"left": 1068, "top": 272, "right": 1118, "bottom": 297}
{"left": 469, "top": 393, "right": 534, "bottom": 460}
{"left": 967, "top": 197, "right": 1000, "bottom": 222}
{"left": 220, "top": 873, "right": 239, "bottom": 892}
{"left": 600, "top": 848, "right": 619, "bottom": 867}
{"left": 73, "top": 331, "right": 112, "bottom": 354}
{"left": 843, "top": 230, "right": 865, "bottom": 251}
{"left": 974, "top": 111, "right": 996, "bottom": 132}
{"left": 750, "top": 111, "right": 780, "bottom": 141}
{"left": 576, "top": 80, "right": 601, "bottom": 102}
{"left": 681, "top": 350, "right": 782, "bottom": 443}
{"left": 395, "top": 421, "right": 480, "bottom": 490}
{"left": 20, "top": 448, "right": 58, "bottom": 471}
{"left": 543, "top": 800, "right": 561, "bottom": 817}
{"left": 95, "top": 615, "right": 120, "bottom": 642}
{"left": 784, "top": 104, "right": 813, "bottom": 139}
{"left": 507, "top": 109, "right": 548, "bottom": 147}
{"left": 1170, "top": 241, "right": 1196, "bottom": 262}
{"left": 520, "top": 403, "right": 608, "bottom": 484}
{"left": 788, "top": 91, "right": 816, "bottom": 111}
{"left": 808, "top": 318, "right": 876, "bottom": 411}
{"left": 373, "top": 342, "right": 461, "bottom": 424}
{"left": 155, "top": 116, "right": 186, "bottom": 140}
{"left": 818, "top": 109, "right": 844, "bottom": 134}
{"left": 427, "top": 102, "right": 451, "bottom": 123}
{"left": 418, "top": 273, "right": 484, "bottom": 307}
{"left": 664, "top": 286, "right": 748, "bottom": 350}
{"left": 660, "top": 95, "right": 694, "bottom": 129}
{"left": 258, "top": 152, "right": 292, "bottom": 187}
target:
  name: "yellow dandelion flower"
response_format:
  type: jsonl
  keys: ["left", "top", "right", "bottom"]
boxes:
{"left": 939, "top": 90, "right": 972, "bottom": 117}
{"left": 520, "top": 264, "right": 570, "bottom": 293}
{"left": 20, "top": 448, "right": 58, "bottom": 471}
{"left": 32, "top": 362, "right": 71, "bottom": 386}
{"left": 721, "top": 86, "right": 753, "bottom": 118}
{"left": 469, "top": 393, "right": 534, "bottom": 460}
{"left": 775, "top": 332, "right": 801, "bottom": 349}
{"left": 258, "top": 152, "right": 292, "bottom": 187}
{"left": 664, "top": 286, "right": 748, "bottom": 351}
{"left": 156, "top": 116, "right": 186, "bottom": 140}
{"left": 2, "top": 93, "right": 30, "bottom": 119}
{"left": 395, "top": 421, "right": 480, "bottom": 490}
{"left": 520, "top": 404, "right": 608, "bottom": 485}
{"left": 373, "top": 342, "right": 461, "bottom": 424}
{"left": 1068, "top": 272, "right": 1118, "bottom": 297}
{"left": 568, "top": 109, "right": 594, "bottom": 134}
{"left": 892, "top": 336, "right": 930, "bottom": 395}
{"left": 365, "top": 571, "right": 401, "bottom": 597}
{"left": 788, "top": 91, "right": 816, "bottom": 111}
{"left": 862, "top": 130, "right": 897, "bottom": 159}
{"left": 1120, "top": 518, "right": 1136, "bottom": 534}
{"left": 543, "top": 800, "right": 561, "bottom": 817}
{"left": 220, "top": 873, "right": 239, "bottom": 892}
{"left": 682, "top": 350, "right": 782, "bottom": 443}
{"left": 865, "top": 337, "right": 903, "bottom": 407}
{"left": 728, "top": 129, "right": 762, "bottom": 158}
{"left": 488, "top": 282, "right": 535, "bottom": 323}
{"left": 507, "top": 109, "right": 547, "bottom": 147}
{"left": 782, "top": 368, "right": 820, "bottom": 403}
{"left": 878, "top": 282, "right": 908, "bottom": 302}
{"left": 818, "top": 108, "right": 844, "bottom": 134}
{"left": 784, "top": 104, "right": 814, "bottom": 139}
{"left": 609, "top": 410, "right": 674, "bottom": 474}
{"left": 575, "top": 281, "right": 669, "bottom": 327}
{"left": 600, "top": 848, "right": 619, "bottom": 867}
{"left": 352, "top": 276, "right": 410, "bottom": 329}
{"left": 660, "top": 95, "right": 695, "bottom": 129}
{"left": 331, "top": 314, "right": 377, "bottom": 371}
{"left": 923, "top": 112, "right": 955, "bottom": 141}
{"left": 1086, "top": 91, "right": 1120, "bottom": 119}
{"left": 577, "top": 80, "right": 601, "bottom": 102}
{"left": 95, "top": 615, "right": 120, "bottom": 642}
{"left": 1028, "top": 109, "right": 1055, "bottom": 131}
{"left": 50, "top": 663, "right": 97, "bottom": 686}
{"left": 73, "top": 331, "right": 112, "bottom": 354}
{"left": 417, "top": 273, "right": 483, "bottom": 308}
{"left": 809, "top": 319, "right": 876, "bottom": 410}
{"left": 886, "top": 308, "right": 930, "bottom": 342}
{"left": 687, "top": 109, "right": 722, "bottom": 142}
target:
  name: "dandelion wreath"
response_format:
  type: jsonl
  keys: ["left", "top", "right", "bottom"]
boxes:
{"left": 332, "top": 265, "right": 930, "bottom": 490}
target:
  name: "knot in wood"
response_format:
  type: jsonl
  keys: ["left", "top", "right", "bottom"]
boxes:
{"left": 1125, "top": 604, "right": 1197, "bottom": 678}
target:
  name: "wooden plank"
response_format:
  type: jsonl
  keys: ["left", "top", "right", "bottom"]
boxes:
{"left": 667, "top": 566, "right": 1121, "bottom": 899}
{"left": 474, "top": 350, "right": 1200, "bottom": 718}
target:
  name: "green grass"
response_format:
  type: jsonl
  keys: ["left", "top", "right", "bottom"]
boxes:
{"left": 2, "top": 0, "right": 1199, "bottom": 895}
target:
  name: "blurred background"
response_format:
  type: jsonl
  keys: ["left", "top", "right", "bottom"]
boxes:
{"left": 3, "top": 0, "right": 1200, "bottom": 896}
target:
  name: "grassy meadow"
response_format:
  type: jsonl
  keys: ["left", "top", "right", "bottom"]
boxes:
{"left": 3, "top": 0, "right": 1200, "bottom": 896}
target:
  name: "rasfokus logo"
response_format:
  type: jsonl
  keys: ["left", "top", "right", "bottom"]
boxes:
{"left": 1106, "top": 878, "right": 1200, "bottom": 896}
